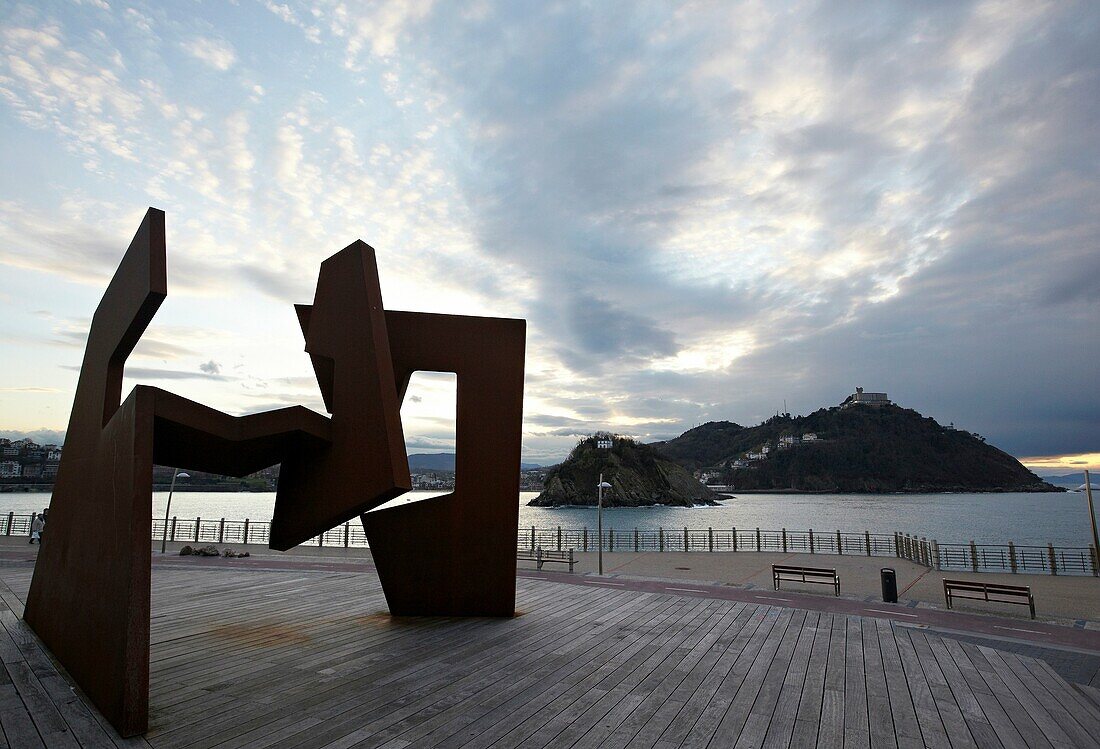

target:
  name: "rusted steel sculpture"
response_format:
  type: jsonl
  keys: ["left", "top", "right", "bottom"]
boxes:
{"left": 23, "top": 208, "right": 526, "bottom": 736}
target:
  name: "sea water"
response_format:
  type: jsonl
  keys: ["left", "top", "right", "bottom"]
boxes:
{"left": 1, "top": 490, "right": 1095, "bottom": 547}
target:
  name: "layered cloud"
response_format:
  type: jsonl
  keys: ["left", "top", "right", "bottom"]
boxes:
{"left": 0, "top": 1, "right": 1096, "bottom": 463}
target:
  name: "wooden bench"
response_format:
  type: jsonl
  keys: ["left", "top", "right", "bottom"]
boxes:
{"left": 772, "top": 564, "right": 840, "bottom": 596}
{"left": 517, "top": 547, "right": 576, "bottom": 572}
{"left": 943, "top": 579, "right": 1035, "bottom": 619}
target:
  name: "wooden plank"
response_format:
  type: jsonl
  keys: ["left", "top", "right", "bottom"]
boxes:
{"left": 891, "top": 627, "right": 950, "bottom": 749}
{"left": 662, "top": 606, "right": 782, "bottom": 747}
{"left": 707, "top": 607, "right": 801, "bottom": 746}
{"left": 762, "top": 610, "right": 820, "bottom": 748}
{"left": 860, "top": 616, "right": 897, "bottom": 749}
{"left": 957, "top": 643, "right": 1053, "bottom": 749}
{"left": 790, "top": 612, "right": 832, "bottom": 749}
{"left": 817, "top": 612, "right": 849, "bottom": 749}
{"left": 978, "top": 646, "right": 1094, "bottom": 748}
{"left": 613, "top": 604, "right": 756, "bottom": 749}
{"left": 873, "top": 620, "right": 921, "bottom": 747}
{"left": 843, "top": 617, "right": 869, "bottom": 749}
{"left": 654, "top": 605, "right": 776, "bottom": 747}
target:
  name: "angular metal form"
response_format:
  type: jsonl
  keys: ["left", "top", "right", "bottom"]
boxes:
{"left": 364, "top": 312, "right": 526, "bottom": 616}
{"left": 22, "top": 209, "right": 525, "bottom": 736}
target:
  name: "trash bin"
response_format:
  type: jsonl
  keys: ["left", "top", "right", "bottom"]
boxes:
{"left": 881, "top": 568, "right": 898, "bottom": 603}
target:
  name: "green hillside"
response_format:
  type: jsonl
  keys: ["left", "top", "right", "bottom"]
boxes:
{"left": 651, "top": 405, "right": 1060, "bottom": 493}
{"left": 529, "top": 434, "right": 717, "bottom": 507}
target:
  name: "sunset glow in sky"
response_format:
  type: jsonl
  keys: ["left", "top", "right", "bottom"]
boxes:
{"left": 1, "top": 1, "right": 1097, "bottom": 469}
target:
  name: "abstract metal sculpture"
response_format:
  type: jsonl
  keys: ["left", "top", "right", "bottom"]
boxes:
{"left": 23, "top": 208, "right": 525, "bottom": 736}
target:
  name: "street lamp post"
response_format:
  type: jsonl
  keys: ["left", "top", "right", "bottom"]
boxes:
{"left": 597, "top": 475, "right": 612, "bottom": 575}
{"left": 1086, "top": 469, "right": 1099, "bottom": 569}
{"left": 160, "top": 469, "right": 190, "bottom": 554}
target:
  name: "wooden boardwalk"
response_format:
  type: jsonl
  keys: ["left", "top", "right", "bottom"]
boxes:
{"left": 0, "top": 561, "right": 1097, "bottom": 748}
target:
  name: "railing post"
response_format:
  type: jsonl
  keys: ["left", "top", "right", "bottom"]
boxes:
{"left": 837, "top": 530, "right": 842, "bottom": 554}
{"left": 557, "top": 525, "right": 562, "bottom": 552}
{"left": 530, "top": 526, "right": 536, "bottom": 552}
{"left": 894, "top": 532, "right": 900, "bottom": 557}
{"left": 1008, "top": 541, "right": 1017, "bottom": 573}
{"left": 170, "top": 516, "right": 177, "bottom": 542}
{"left": 218, "top": 518, "right": 225, "bottom": 543}
{"left": 684, "top": 527, "right": 689, "bottom": 552}
{"left": 583, "top": 527, "right": 588, "bottom": 552}
{"left": 194, "top": 517, "right": 201, "bottom": 543}
{"left": 969, "top": 540, "right": 978, "bottom": 572}
{"left": 659, "top": 527, "right": 664, "bottom": 552}
{"left": 921, "top": 537, "right": 928, "bottom": 567}
{"left": 782, "top": 528, "right": 787, "bottom": 553}
{"left": 344, "top": 522, "right": 350, "bottom": 547}
{"left": 5, "top": 511, "right": 12, "bottom": 536}
{"left": 1048, "top": 543, "right": 1057, "bottom": 576}
{"left": 708, "top": 527, "right": 714, "bottom": 552}
{"left": 242, "top": 518, "right": 249, "bottom": 544}
{"left": 933, "top": 540, "right": 941, "bottom": 570}
{"left": 732, "top": 527, "right": 737, "bottom": 552}
{"left": 609, "top": 528, "right": 614, "bottom": 552}
{"left": 809, "top": 529, "right": 814, "bottom": 554}
{"left": 865, "top": 530, "right": 871, "bottom": 556}
{"left": 634, "top": 528, "right": 639, "bottom": 552}
{"left": 1091, "top": 545, "right": 1099, "bottom": 577}
{"left": 756, "top": 527, "right": 761, "bottom": 551}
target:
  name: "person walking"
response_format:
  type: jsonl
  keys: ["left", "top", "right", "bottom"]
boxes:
{"left": 30, "top": 514, "right": 44, "bottom": 545}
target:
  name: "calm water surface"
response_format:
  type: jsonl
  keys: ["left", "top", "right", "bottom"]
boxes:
{"left": 2, "top": 490, "right": 1095, "bottom": 547}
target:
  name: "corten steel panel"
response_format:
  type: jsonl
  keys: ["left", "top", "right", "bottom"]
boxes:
{"left": 23, "top": 210, "right": 334, "bottom": 736}
{"left": 270, "top": 242, "right": 411, "bottom": 550}
{"left": 362, "top": 311, "right": 526, "bottom": 616}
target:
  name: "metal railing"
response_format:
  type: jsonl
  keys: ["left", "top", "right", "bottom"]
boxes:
{"left": 517, "top": 526, "right": 898, "bottom": 556}
{"left": 514, "top": 525, "right": 1099, "bottom": 577}
{"left": 1, "top": 513, "right": 1096, "bottom": 576}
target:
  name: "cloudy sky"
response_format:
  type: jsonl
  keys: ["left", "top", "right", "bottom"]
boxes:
{"left": 0, "top": 1, "right": 1097, "bottom": 472}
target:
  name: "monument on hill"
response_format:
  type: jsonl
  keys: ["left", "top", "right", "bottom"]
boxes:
{"left": 22, "top": 208, "right": 526, "bottom": 736}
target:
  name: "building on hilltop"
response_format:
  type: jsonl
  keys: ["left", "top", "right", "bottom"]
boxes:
{"left": 0, "top": 461, "right": 19, "bottom": 478}
{"left": 843, "top": 386, "right": 891, "bottom": 408}
{"left": 802, "top": 432, "right": 818, "bottom": 441}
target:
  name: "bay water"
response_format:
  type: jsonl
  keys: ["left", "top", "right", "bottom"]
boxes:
{"left": 1, "top": 490, "right": 1095, "bottom": 548}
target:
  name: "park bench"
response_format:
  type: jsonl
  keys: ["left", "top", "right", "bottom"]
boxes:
{"left": 943, "top": 578, "right": 1035, "bottom": 619}
{"left": 517, "top": 546, "right": 576, "bottom": 572}
{"left": 772, "top": 564, "right": 840, "bottom": 596}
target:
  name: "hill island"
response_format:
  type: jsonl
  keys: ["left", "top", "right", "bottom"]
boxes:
{"left": 532, "top": 390, "right": 1061, "bottom": 505}
{"left": 652, "top": 395, "right": 1061, "bottom": 493}
{"left": 529, "top": 435, "right": 717, "bottom": 507}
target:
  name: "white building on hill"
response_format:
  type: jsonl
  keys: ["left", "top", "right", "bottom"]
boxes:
{"left": 844, "top": 386, "right": 891, "bottom": 407}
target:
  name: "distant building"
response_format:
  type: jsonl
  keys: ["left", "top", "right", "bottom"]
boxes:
{"left": 42, "top": 464, "right": 59, "bottom": 479}
{"left": 778, "top": 434, "right": 800, "bottom": 449}
{"left": 21, "top": 464, "right": 42, "bottom": 478}
{"left": 0, "top": 445, "right": 17, "bottom": 457}
{"left": 802, "top": 432, "right": 818, "bottom": 441}
{"left": 46, "top": 447, "right": 62, "bottom": 462}
{"left": 0, "top": 461, "right": 19, "bottom": 478}
{"left": 761, "top": 444, "right": 771, "bottom": 455}
{"left": 843, "top": 386, "right": 890, "bottom": 408}
{"left": 731, "top": 459, "right": 749, "bottom": 469}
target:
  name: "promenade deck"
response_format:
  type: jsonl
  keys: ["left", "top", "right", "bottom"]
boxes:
{"left": 0, "top": 559, "right": 1097, "bottom": 748}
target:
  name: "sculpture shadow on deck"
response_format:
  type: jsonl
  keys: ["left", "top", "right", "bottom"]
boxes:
{"left": 22, "top": 208, "right": 525, "bottom": 736}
